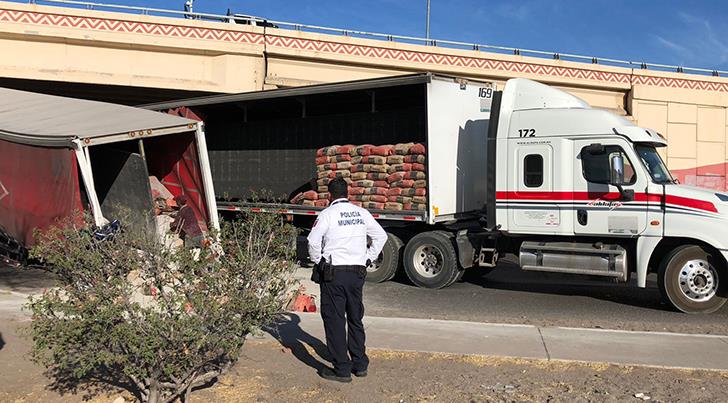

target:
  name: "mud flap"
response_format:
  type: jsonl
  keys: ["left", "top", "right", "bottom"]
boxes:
{"left": 455, "top": 230, "right": 477, "bottom": 269}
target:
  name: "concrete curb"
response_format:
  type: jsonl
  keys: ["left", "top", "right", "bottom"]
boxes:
{"left": 268, "top": 311, "right": 728, "bottom": 372}
{"left": 0, "top": 289, "right": 32, "bottom": 298}
{"left": 5, "top": 270, "right": 728, "bottom": 372}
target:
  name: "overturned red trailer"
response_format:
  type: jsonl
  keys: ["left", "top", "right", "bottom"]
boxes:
{"left": 0, "top": 88, "right": 219, "bottom": 261}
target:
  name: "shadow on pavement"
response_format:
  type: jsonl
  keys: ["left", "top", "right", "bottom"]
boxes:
{"left": 263, "top": 313, "right": 330, "bottom": 372}
{"left": 390, "top": 259, "right": 676, "bottom": 312}
{"left": 0, "top": 264, "right": 58, "bottom": 293}
{"left": 0, "top": 332, "right": 4, "bottom": 351}
{"left": 469, "top": 271, "right": 672, "bottom": 312}
{"left": 479, "top": 266, "right": 682, "bottom": 312}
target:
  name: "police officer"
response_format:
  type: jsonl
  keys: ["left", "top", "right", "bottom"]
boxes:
{"left": 307, "top": 177, "right": 387, "bottom": 383}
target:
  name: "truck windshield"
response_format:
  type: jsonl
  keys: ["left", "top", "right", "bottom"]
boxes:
{"left": 635, "top": 144, "right": 674, "bottom": 184}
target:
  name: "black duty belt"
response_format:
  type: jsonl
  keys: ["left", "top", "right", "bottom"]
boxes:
{"left": 332, "top": 265, "right": 366, "bottom": 272}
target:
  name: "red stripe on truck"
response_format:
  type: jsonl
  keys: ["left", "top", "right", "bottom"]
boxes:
{"left": 495, "top": 191, "right": 642, "bottom": 201}
{"left": 665, "top": 195, "right": 718, "bottom": 213}
{"left": 496, "top": 191, "right": 717, "bottom": 213}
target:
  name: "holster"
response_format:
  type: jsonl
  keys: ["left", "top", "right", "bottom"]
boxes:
{"left": 311, "top": 258, "right": 334, "bottom": 284}
{"left": 310, "top": 262, "right": 321, "bottom": 284}
{"left": 321, "top": 259, "right": 334, "bottom": 283}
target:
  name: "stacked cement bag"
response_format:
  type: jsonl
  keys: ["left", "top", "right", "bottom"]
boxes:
{"left": 291, "top": 145, "right": 355, "bottom": 207}
{"left": 292, "top": 143, "right": 426, "bottom": 212}
{"left": 348, "top": 144, "right": 394, "bottom": 209}
{"left": 290, "top": 190, "right": 324, "bottom": 207}
{"left": 314, "top": 145, "right": 358, "bottom": 207}
{"left": 385, "top": 143, "right": 427, "bottom": 211}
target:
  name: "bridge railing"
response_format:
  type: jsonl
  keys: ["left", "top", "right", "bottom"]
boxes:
{"left": 17, "top": 0, "right": 728, "bottom": 78}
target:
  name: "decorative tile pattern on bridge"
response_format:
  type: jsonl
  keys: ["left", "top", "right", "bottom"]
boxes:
{"left": 2, "top": 7, "right": 728, "bottom": 93}
{"left": 0, "top": 8, "right": 264, "bottom": 44}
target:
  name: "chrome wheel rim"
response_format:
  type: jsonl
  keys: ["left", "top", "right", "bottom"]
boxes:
{"left": 367, "top": 252, "right": 384, "bottom": 273}
{"left": 678, "top": 259, "right": 718, "bottom": 302}
{"left": 412, "top": 244, "right": 444, "bottom": 278}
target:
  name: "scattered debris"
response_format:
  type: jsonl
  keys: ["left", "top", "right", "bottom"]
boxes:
{"left": 480, "top": 382, "right": 520, "bottom": 394}
{"left": 634, "top": 392, "right": 651, "bottom": 400}
{"left": 291, "top": 294, "right": 317, "bottom": 312}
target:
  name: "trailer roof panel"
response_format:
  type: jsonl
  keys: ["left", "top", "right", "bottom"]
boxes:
{"left": 140, "top": 73, "right": 437, "bottom": 110}
{"left": 0, "top": 87, "right": 198, "bottom": 148}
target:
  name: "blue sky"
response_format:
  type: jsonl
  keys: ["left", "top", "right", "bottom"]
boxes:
{"left": 40, "top": 0, "right": 728, "bottom": 71}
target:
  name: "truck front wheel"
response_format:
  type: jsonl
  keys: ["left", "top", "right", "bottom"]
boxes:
{"left": 403, "top": 231, "right": 461, "bottom": 289}
{"left": 658, "top": 245, "right": 726, "bottom": 314}
{"left": 366, "top": 232, "right": 403, "bottom": 283}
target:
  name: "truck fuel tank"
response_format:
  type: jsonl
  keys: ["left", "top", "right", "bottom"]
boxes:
{"left": 519, "top": 241, "right": 628, "bottom": 281}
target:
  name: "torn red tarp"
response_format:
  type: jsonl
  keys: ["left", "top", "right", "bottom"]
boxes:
{"left": 137, "top": 107, "right": 210, "bottom": 231}
{"left": 145, "top": 133, "right": 209, "bottom": 231}
{"left": 0, "top": 139, "right": 82, "bottom": 247}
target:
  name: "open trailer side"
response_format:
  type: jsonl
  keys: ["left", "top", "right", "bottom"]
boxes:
{"left": 142, "top": 73, "right": 497, "bottom": 286}
{"left": 0, "top": 87, "right": 219, "bottom": 261}
{"left": 143, "top": 73, "right": 496, "bottom": 225}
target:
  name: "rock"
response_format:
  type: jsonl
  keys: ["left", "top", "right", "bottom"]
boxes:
{"left": 127, "top": 270, "right": 144, "bottom": 289}
{"left": 112, "top": 397, "right": 126, "bottom": 403}
{"left": 149, "top": 176, "right": 174, "bottom": 200}
{"left": 634, "top": 392, "right": 651, "bottom": 400}
{"left": 154, "top": 214, "right": 179, "bottom": 248}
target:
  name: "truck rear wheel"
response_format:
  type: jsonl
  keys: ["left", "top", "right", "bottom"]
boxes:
{"left": 403, "top": 231, "right": 462, "bottom": 289}
{"left": 658, "top": 245, "right": 726, "bottom": 314}
{"left": 366, "top": 232, "right": 403, "bottom": 283}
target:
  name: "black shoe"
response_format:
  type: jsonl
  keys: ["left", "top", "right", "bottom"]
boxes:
{"left": 352, "top": 369, "right": 368, "bottom": 378}
{"left": 319, "top": 367, "right": 352, "bottom": 383}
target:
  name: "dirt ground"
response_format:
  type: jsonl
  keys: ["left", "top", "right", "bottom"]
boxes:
{"left": 196, "top": 341, "right": 728, "bottom": 403}
{"left": 2, "top": 318, "right": 727, "bottom": 403}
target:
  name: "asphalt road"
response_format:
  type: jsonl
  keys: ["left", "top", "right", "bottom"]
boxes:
{"left": 4, "top": 261, "right": 728, "bottom": 335}
{"left": 362, "top": 257, "right": 728, "bottom": 335}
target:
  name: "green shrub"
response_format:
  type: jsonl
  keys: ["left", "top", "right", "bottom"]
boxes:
{"left": 27, "top": 212, "right": 298, "bottom": 403}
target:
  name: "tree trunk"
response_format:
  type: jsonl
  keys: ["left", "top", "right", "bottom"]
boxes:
{"left": 183, "top": 385, "right": 192, "bottom": 403}
{"left": 146, "top": 382, "right": 160, "bottom": 403}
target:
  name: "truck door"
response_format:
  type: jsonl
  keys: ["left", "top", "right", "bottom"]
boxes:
{"left": 507, "top": 144, "right": 563, "bottom": 232}
{"left": 573, "top": 139, "right": 648, "bottom": 236}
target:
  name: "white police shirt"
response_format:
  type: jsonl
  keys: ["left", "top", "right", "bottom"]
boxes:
{"left": 307, "top": 198, "right": 387, "bottom": 266}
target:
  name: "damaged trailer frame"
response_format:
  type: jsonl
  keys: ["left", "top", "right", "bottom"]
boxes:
{"left": 0, "top": 87, "right": 219, "bottom": 260}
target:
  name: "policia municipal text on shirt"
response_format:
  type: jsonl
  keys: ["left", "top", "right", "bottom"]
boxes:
{"left": 307, "top": 177, "right": 387, "bottom": 383}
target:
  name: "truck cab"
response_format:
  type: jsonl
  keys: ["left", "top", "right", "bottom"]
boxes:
{"left": 494, "top": 78, "right": 728, "bottom": 313}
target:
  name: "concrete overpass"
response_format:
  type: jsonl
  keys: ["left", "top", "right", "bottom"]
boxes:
{"left": 2, "top": 0, "right": 728, "bottom": 189}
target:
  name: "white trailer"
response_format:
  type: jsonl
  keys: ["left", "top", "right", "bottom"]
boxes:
{"left": 144, "top": 73, "right": 728, "bottom": 314}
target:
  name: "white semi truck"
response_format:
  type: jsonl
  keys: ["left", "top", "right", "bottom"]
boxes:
{"left": 144, "top": 73, "right": 727, "bottom": 314}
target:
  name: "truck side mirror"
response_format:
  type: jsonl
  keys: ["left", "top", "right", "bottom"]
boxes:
{"left": 610, "top": 154, "right": 625, "bottom": 185}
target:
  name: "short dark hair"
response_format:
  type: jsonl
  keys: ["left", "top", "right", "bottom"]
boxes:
{"left": 328, "top": 177, "right": 348, "bottom": 200}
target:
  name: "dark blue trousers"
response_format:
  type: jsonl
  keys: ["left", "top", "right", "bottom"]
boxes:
{"left": 320, "top": 270, "right": 369, "bottom": 377}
